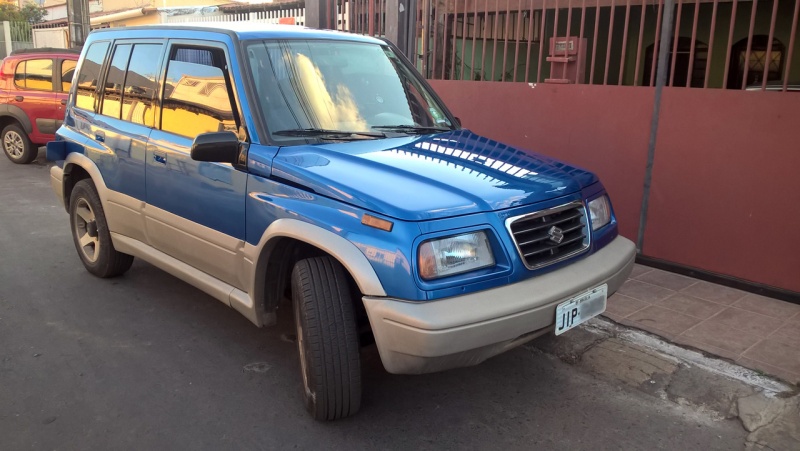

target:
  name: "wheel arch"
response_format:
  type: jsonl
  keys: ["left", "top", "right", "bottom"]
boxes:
{"left": 61, "top": 152, "right": 108, "bottom": 212}
{"left": 0, "top": 105, "right": 33, "bottom": 135}
{"left": 248, "top": 219, "right": 386, "bottom": 325}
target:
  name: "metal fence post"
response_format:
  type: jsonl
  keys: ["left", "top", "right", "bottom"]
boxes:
{"left": 386, "top": 0, "right": 417, "bottom": 58}
{"left": 636, "top": 0, "right": 676, "bottom": 253}
{"left": 305, "top": 0, "right": 337, "bottom": 29}
{"left": 2, "top": 22, "right": 11, "bottom": 58}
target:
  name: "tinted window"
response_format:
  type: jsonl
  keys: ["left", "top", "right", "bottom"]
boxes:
{"left": 100, "top": 44, "right": 131, "bottom": 119}
{"left": 13, "top": 61, "right": 25, "bottom": 88}
{"left": 160, "top": 47, "right": 236, "bottom": 138}
{"left": 245, "top": 41, "right": 452, "bottom": 141}
{"left": 174, "top": 48, "right": 215, "bottom": 66}
{"left": 14, "top": 59, "right": 54, "bottom": 91}
{"left": 61, "top": 59, "right": 76, "bottom": 92}
{"left": 122, "top": 44, "right": 162, "bottom": 127}
{"left": 75, "top": 41, "right": 110, "bottom": 112}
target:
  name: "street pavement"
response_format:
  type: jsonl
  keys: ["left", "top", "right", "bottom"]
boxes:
{"left": 1, "top": 152, "right": 749, "bottom": 450}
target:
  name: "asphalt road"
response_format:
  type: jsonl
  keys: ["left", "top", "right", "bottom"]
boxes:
{"left": 1, "top": 152, "right": 747, "bottom": 450}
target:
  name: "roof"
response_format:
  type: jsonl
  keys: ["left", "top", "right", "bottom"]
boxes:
{"left": 10, "top": 47, "right": 81, "bottom": 56}
{"left": 90, "top": 22, "right": 384, "bottom": 44}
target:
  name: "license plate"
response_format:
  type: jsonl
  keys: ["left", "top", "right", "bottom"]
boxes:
{"left": 554, "top": 284, "right": 608, "bottom": 336}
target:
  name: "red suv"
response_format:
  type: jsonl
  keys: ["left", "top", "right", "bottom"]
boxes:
{"left": 0, "top": 48, "right": 79, "bottom": 164}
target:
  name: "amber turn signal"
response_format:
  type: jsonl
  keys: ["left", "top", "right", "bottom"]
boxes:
{"left": 361, "top": 214, "right": 393, "bottom": 232}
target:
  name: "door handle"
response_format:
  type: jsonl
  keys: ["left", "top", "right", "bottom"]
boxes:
{"left": 14, "top": 95, "right": 23, "bottom": 102}
{"left": 95, "top": 131, "right": 105, "bottom": 142}
{"left": 153, "top": 151, "right": 167, "bottom": 165}
{"left": 60, "top": 99, "right": 67, "bottom": 105}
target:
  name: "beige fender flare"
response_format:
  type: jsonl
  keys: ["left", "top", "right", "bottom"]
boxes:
{"left": 245, "top": 218, "right": 387, "bottom": 299}
{"left": 60, "top": 152, "right": 111, "bottom": 210}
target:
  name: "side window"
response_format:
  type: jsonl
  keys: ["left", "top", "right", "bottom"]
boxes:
{"left": 14, "top": 59, "right": 54, "bottom": 91}
{"left": 13, "top": 61, "right": 26, "bottom": 88}
{"left": 122, "top": 44, "right": 162, "bottom": 127}
{"left": 160, "top": 46, "right": 237, "bottom": 138}
{"left": 75, "top": 41, "right": 110, "bottom": 112}
{"left": 61, "top": 60, "right": 77, "bottom": 92}
{"left": 100, "top": 44, "right": 132, "bottom": 119}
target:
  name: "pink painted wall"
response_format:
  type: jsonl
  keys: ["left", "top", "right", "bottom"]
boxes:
{"left": 644, "top": 88, "right": 800, "bottom": 292}
{"left": 429, "top": 80, "right": 800, "bottom": 293}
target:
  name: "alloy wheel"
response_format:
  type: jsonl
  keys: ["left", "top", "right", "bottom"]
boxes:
{"left": 3, "top": 130, "right": 24, "bottom": 158}
{"left": 73, "top": 198, "right": 101, "bottom": 263}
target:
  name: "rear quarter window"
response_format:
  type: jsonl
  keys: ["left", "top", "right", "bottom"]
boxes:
{"left": 75, "top": 42, "right": 110, "bottom": 112}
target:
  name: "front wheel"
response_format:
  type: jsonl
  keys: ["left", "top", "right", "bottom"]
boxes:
{"left": 291, "top": 256, "right": 362, "bottom": 421}
{"left": 2, "top": 124, "right": 36, "bottom": 164}
{"left": 69, "top": 179, "right": 134, "bottom": 278}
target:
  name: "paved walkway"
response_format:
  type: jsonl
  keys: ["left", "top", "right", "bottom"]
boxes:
{"left": 604, "top": 264, "right": 800, "bottom": 385}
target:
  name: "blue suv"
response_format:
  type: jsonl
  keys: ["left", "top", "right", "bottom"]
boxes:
{"left": 48, "top": 24, "right": 636, "bottom": 420}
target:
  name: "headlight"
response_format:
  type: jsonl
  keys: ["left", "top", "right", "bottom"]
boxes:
{"left": 418, "top": 231, "right": 495, "bottom": 280}
{"left": 588, "top": 195, "right": 612, "bottom": 231}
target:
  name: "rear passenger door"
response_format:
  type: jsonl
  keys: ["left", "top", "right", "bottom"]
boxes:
{"left": 13, "top": 58, "right": 57, "bottom": 142}
{"left": 89, "top": 40, "right": 165, "bottom": 243}
{"left": 145, "top": 42, "right": 247, "bottom": 290}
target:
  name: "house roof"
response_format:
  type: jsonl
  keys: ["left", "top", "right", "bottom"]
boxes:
{"left": 217, "top": 0, "right": 303, "bottom": 13}
{"left": 35, "top": 7, "right": 158, "bottom": 27}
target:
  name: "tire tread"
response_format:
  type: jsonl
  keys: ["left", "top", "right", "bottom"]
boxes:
{"left": 292, "top": 256, "right": 361, "bottom": 420}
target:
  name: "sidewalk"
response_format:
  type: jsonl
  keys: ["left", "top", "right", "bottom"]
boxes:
{"left": 604, "top": 264, "right": 800, "bottom": 385}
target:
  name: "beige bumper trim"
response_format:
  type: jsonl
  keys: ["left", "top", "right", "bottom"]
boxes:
{"left": 50, "top": 165, "right": 64, "bottom": 208}
{"left": 363, "top": 235, "right": 636, "bottom": 374}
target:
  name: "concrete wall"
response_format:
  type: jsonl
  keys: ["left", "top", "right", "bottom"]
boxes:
{"left": 32, "top": 26, "right": 67, "bottom": 48}
{"left": 428, "top": 79, "right": 800, "bottom": 293}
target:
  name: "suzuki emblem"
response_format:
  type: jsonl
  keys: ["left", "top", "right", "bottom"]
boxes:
{"left": 548, "top": 226, "right": 565, "bottom": 244}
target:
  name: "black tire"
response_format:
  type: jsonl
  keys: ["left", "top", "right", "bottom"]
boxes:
{"left": 69, "top": 179, "right": 133, "bottom": 278}
{"left": 2, "top": 123, "right": 36, "bottom": 164}
{"left": 291, "top": 257, "right": 361, "bottom": 421}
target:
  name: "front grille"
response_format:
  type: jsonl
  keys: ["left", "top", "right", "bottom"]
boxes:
{"left": 506, "top": 201, "right": 590, "bottom": 269}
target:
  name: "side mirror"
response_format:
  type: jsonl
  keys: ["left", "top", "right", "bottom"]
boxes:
{"left": 191, "top": 132, "right": 239, "bottom": 163}
{"left": 453, "top": 117, "right": 462, "bottom": 128}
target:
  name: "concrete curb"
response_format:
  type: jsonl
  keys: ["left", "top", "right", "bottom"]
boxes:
{"left": 527, "top": 317, "right": 799, "bottom": 450}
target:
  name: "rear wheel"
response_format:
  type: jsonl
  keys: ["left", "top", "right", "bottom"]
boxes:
{"left": 69, "top": 179, "right": 133, "bottom": 278}
{"left": 2, "top": 124, "right": 36, "bottom": 164}
{"left": 291, "top": 256, "right": 362, "bottom": 421}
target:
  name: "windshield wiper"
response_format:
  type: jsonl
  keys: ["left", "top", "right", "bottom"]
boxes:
{"left": 273, "top": 128, "right": 386, "bottom": 139}
{"left": 371, "top": 125, "right": 451, "bottom": 134}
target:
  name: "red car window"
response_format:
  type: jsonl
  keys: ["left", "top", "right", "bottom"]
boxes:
{"left": 61, "top": 60, "right": 76, "bottom": 92}
{"left": 14, "top": 59, "right": 54, "bottom": 91}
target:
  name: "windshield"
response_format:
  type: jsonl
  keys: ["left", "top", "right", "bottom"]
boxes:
{"left": 245, "top": 39, "right": 453, "bottom": 142}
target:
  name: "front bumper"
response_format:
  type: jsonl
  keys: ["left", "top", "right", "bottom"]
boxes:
{"left": 363, "top": 235, "right": 636, "bottom": 374}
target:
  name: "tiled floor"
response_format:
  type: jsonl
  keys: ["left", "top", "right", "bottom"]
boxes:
{"left": 604, "top": 264, "right": 800, "bottom": 385}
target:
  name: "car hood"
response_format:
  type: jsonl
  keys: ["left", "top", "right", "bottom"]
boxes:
{"left": 270, "top": 129, "right": 598, "bottom": 221}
